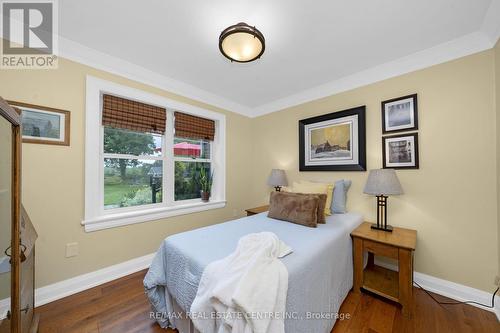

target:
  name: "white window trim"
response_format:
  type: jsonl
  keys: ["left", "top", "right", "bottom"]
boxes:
{"left": 83, "top": 76, "right": 226, "bottom": 232}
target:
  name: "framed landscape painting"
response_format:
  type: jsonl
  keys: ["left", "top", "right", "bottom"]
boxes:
{"left": 382, "top": 133, "right": 419, "bottom": 169}
{"left": 381, "top": 94, "right": 418, "bottom": 134}
{"left": 8, "top": 101, "right": 70, "bottom": 146}
{"left": 299, "top": 106, "right": 366, "bottom": 171}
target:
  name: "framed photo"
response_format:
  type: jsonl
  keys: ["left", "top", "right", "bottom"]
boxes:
{"left": 299, "top": 106, "right": 366, "bottom": 171}
{"left": 382, "top": 133, "right": 419, "bottom": 169}
{"left": 8, "top": 101, "right": 70, "bottom": 146}
{"left": 381, "top": 94, "right": 418, "bottom": 133}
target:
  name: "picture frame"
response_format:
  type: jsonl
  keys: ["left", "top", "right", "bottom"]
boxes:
{"left": 8, "top": 101, "right": 70, "bottom": 146}
{"left": 381, "top": 94, "right": 418, "bottom": 134}
{"left": 299, "top": 106, "right": 366, "bottom": 171}
{"left": 382, "top": 133, "right": 419, "bottom": 169}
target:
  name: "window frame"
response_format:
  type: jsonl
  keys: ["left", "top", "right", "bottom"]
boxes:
{"left": 83, "top": 76, "right": 226, "bottom": 232}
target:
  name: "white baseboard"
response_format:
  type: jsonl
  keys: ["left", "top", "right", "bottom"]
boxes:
{"left": 35, "top": 253, "right": 155, "bottom": 307}
{"left": 374, "top": 258, "right": 500, "bottom": 320}
{"left": 2, "top": 253, "right": 498, "bottom": 322}
{"left": 0, "top": 252, "right": 155, "bottom": 320}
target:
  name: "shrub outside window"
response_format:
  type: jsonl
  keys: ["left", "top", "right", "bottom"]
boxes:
{"left": 173, "top": 137, "right": 212, "bottom": 201}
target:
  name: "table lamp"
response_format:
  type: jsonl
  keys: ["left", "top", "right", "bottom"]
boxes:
{"left": 267, "top": 169, "right": 288, "bottom": 192}
{"left": 363, "top": 169, "right": 403, "bottom": 232}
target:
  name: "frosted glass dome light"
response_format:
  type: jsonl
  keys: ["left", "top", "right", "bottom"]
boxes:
{"left": 219, "top": 22, "right": 265, "bottom": 63}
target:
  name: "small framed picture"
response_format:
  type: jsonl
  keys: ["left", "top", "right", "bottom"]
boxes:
{"left": 381, "top": 94, "right": 418, "bottom": 134}
{"left": 8, "top": 101, "right": 70, "bottom": 146}
{"left": 382, "top": 133, "right": 419, "bottom": 169}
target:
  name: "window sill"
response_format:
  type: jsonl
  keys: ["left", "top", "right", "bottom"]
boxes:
{"left": 81, "top": 200, "right": 226, "bottom": 232}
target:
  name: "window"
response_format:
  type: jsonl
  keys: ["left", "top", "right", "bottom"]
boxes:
{"left": 103, "top": 127, "right": 164, "bottom": 209}
{"left": 83, "top": 77, "right": 226, "bottom": 232}
{"left": 173, "top": 111, "right": 215, "bottom": 201}
{"left": 174, "top": 137, "right": 211, "bottom": 201}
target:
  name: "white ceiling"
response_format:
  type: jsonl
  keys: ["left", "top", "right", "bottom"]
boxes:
{"left": 58, "top": 0, "right": 500, "bottom": 117}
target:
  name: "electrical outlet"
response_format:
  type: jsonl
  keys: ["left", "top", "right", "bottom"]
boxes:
{"left": 232, "top": 209, "right": 238, "bottom": 217}
{"left": 495, "top": 275, "right": 500, "bottom": 287}
{"left": 66, "top": 242, "right": 79, "bottom": 258}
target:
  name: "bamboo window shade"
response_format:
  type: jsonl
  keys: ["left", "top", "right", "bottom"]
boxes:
{"left": 174, "top": 111, "right": 215, "bottom": 141}
{"left": 102, "top": 94, "right": 166, "bottom": 134}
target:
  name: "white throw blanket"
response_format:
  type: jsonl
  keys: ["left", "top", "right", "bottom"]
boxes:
{"left": 190, "top": 232, "right": 292, "bottom": 333}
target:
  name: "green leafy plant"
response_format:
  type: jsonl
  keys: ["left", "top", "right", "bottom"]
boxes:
{"left": 198, "top": 167, "right": 213, "bottom": 193}
{"left": 103, "top": 127, "right": 155, "bottom": 179}
{"left": 120, "top": 186, "right": 162, "bottom": 207}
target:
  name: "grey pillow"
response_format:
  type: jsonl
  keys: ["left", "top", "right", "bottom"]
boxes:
{"left": 331, "top": 179, "right": 351, "bottom": 214}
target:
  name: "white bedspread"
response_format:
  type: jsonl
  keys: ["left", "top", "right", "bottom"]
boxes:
{"left": 191, "top": 232, "right": 292, "bottom": 333}
{"left": 144, "top": 212, "right": 363, "bottom": 333}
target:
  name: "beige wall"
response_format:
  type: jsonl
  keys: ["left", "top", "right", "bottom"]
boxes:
{"left": 496, "top": 40, "right": 500, "bottom": 277}
{"left": 249, "top": 50, "right": 498, "bottom": 292}
{"left": 0, "top": 58, "right": 254, "bottom": 288}
{"left": 0, "top": 46, "right": 498, "bottom": 294}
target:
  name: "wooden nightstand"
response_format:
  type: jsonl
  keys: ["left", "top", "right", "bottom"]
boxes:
{"left": 351, "top": 222, "right": 417, "bottom": 316}
{"left": 245, "top": 205, "right": 269, "bottom": 216}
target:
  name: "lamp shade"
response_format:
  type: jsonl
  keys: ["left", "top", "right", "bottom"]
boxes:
{"left": 267, "top": 169, "right": 288, "bottom": 187}
{"left": 363, "top": 169, "right": 403, "bottom": 196}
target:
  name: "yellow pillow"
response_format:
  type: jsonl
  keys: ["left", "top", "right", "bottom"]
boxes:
{"left": 292, "top": 181, "right": 334, "bottom": 216}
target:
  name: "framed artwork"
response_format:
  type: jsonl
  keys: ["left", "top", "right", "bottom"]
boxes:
{"left": 381, "top": 94, "right": 418, "bottom": 134}
{"left": 8, "top": 101, "right": 70, "bottom": 146}
{"left": 299, "top": 106, "right": 366, "bottom": 171}
{"left": 382, "top": 133, "right": 419, "bottom": 169}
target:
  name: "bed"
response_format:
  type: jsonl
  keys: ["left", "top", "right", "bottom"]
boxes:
{"left": 144, "top": 211, "right": 363, "bottom": 333}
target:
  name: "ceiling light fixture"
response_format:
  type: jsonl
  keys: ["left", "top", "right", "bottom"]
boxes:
{"left": 219, "top": 22, "right": 265, "bottom": 63}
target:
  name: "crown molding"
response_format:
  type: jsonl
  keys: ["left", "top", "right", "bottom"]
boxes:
{"left": 481, "top": 0, "right": 500, "bottom": 45}
{"left": 58, "top": 25, "right": 498, "bottom": 119}
{"left": 58, "top": 36, "right": 253, "bottom": 117}
{"left": 251, "top": 31, "right": 494, "bottom": 117}
{"left": 252, "top": 3, "right": 500, "bottom": 117}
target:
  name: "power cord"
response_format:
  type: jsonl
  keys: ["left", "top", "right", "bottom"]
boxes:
{"left": 413, "top": 280, "right": 499, "bottom": 308}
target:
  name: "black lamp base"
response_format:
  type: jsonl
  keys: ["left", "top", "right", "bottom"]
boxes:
{"left": 372, "top": 195, "right": 393, "bottom": 232}
{"left": 370, "top": 224, "right": 393, "bottom": 232}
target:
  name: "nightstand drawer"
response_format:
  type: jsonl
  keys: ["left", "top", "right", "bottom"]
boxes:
{"left": 363, "top": 239, "right": 398, "bottom": 259}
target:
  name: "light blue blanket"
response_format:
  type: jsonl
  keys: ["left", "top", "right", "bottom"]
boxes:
{"left": 144, "top": 212, "right": 363, "bottom": 333}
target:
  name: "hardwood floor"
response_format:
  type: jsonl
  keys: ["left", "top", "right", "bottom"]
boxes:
{"left": 36, "top": 270, "right": 499, "bottom": 333}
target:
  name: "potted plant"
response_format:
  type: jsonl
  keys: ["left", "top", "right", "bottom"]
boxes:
{"left": 198, "top": 167, "right": 213, "bottom": 202}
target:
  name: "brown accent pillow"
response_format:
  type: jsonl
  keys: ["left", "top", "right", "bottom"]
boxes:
{"left": 268, "top": 191, "right": 319, "bottom": 228}
{"left": 277, "top": 192, "right": 327, "bottom": 223}
{"left": 317, "top": 193, "right": 327, "bottom": 223}
{"left": 302, "top": 193, "right": 327, "bottom": 224}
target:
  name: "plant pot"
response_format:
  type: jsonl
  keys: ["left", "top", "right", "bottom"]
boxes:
{"left": 201, "top": 191, "right": 210, "bottom": 202}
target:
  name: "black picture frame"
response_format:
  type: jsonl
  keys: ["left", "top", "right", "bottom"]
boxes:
{"left": 381, "top": 94, "right": 418, "bottom": 134}
{"left": 299, "top": 106, "right": 366, "bottom": 171}
{"left": 382, "top": 132, "right": 419, "bottom": 169}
